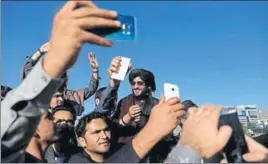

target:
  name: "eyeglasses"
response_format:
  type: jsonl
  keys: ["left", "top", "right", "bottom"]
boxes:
{"left": 131, "top": 81, "right": 145, "bottom": 86}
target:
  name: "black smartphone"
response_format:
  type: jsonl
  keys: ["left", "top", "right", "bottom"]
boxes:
{"left": 219, "top": 107, "right": 249, "bottom": 163}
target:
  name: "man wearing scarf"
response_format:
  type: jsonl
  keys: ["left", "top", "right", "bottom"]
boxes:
{"left": 113, "top": 68, "right": 159, "bottom": 144}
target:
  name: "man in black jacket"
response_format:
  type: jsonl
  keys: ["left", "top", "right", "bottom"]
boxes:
{"left": 114, "top": 69, "right": 159, "bottom": 143}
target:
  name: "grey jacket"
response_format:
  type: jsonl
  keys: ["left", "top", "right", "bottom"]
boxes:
{"left": 1, "top": 58, "right": 64, "bottom": 163}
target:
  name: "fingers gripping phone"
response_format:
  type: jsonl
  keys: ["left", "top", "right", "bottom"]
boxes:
{"left": 219, "top": 107, "right": 249, "bottom": 163}
{"left": 164, "top": 83, "right": 180, "bottom": 101}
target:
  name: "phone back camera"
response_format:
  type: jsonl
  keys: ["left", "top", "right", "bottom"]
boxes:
{"left": 172, "top": 88, "right": 175, "bottom": 91}
{"left": 122, "top": 23, "right": 131, "bottom": 35}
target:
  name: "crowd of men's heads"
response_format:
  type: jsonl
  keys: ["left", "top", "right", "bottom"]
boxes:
{"left": 1, "top": 1, "right": 268, "bottom": 163}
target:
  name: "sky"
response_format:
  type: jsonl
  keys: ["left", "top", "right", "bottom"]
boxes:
{"left": 2, "top": 1, "right": 268, "bottom": 114}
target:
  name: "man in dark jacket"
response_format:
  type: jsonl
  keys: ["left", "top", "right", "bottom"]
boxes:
{"left": 45, "top": 100, "right": 82, "bottom": 163}
{"left": 111, "top": 69, "right": 162, "bottom": 162}
{"left": 113, "top": 69, "right": 159, "bottom": 143}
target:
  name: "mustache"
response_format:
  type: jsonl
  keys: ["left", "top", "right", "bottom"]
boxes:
{"left": 97, "top": 137, "right": 111, "bottom": 145}
{"left": 98, "top": 141, "right": 110, "bottom": 145}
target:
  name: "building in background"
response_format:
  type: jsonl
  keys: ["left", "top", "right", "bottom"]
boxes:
{"left": 236, "top": 105, "right": 260, "bottom": 125}
{"left": 259, "top": 109, "right": 268, "bottom": 126}
{"left": 235, "top": 105, "right": 268, "bottom": 136}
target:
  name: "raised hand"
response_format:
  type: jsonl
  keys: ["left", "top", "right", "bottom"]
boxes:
{"left": 179, "top": 105, "right": 232, "bottom": 159}
{"left": 43, "top": 1, "right": 120, "bottom": 78}
{"left": 88, "top": 52, "right": 99, "bottom": 71}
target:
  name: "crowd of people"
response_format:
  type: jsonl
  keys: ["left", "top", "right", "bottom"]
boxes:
{"left": 1, "top": 1, "right": 268, "bottom": 163}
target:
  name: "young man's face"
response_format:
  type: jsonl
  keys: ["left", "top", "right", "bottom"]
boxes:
{"left": 50, "top": 92, "right": 64, "bottom": 109}
{"left": 79, "top": 118, "right": 111, "bottom": 154}
{"left": 131, "top": 77, "right": 146, "bottom": 96}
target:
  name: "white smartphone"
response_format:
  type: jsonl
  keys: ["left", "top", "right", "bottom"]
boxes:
{"left": 164, "top": 83, "right": 180, "bottom": 101}
{"left": 111, "top": 57, "right": 131, "bottom": 81}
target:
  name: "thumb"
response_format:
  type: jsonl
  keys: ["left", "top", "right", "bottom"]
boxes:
{"left": 159, "top": 94, "right": 165, "bottom": 104}
{"left": 243, "top": 152, "right": 268, "bottom": 163}
{"left": 216, "top": 125, "right": 232, "bottom": 151}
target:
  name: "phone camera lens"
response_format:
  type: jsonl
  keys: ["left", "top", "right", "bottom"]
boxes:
{"left": 172, "top": 88, "right": 174, "bottom": 91}
{"left": 122, "top": 24, "right": 130, "bottom": 30}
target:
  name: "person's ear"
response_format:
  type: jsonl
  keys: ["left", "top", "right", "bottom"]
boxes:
{"left": 78, "top": 137, "right": 87, "bottom": 148}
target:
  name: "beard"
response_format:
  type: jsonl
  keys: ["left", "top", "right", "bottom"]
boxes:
{"left": 132, "top": 86, "right": 150, "bottom": 99}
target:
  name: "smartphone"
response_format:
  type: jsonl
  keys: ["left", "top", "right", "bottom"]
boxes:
{"left": 111, "top": 57, "right": 131, "bottom": 81}
{"left": 219, "top": 106, "right": 249, "bottom": 163}
{"left": 89, "top": 14, "right": 136, "bottom": 41}
{"left": 164, "top": 83, "right": 180, "bottom": 101}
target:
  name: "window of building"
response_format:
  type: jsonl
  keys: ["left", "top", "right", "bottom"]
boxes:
{"left": 248, "top": 111, "right": 258, "bottom": 118}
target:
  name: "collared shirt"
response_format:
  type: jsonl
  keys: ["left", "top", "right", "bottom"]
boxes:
{"left": 1, "top": 57, "right": 64, "bottom": 163}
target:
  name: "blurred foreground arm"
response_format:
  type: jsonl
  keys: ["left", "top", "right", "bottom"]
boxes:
{"left": 1, "top": 58, "right": 64, "bottom": 162}
{"left": 165, "top": 105, "right": 233, "bottom": 163}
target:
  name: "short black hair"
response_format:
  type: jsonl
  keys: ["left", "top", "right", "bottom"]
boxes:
{"left": 51, "top": 100, "right": 77, "bottom": 120}
{"left": 94, "top": 87, "right": 107, "bottom": 100}
{"left": 75, "top": 112, "right": 108, "bottom": 138}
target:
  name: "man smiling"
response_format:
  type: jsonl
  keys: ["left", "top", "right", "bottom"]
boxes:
{"left": 114, "top": 69, "right": 159, "bottom": 143}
